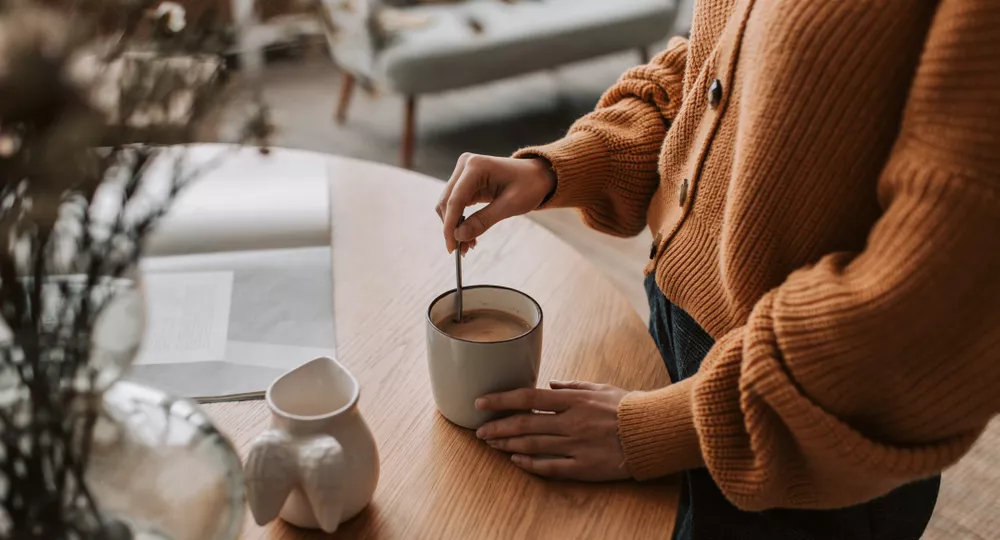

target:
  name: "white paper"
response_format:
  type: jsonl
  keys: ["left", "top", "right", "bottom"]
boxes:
{"left": 144, "top": 146, "right": 331, "bottom": 257}
{"left": 223, "top": 341, "right": 335, "bottom": 371}
{"left": 128, "top": 336, "right": 333, "bottom": 403}
{"left": 129, "top": 248, "right": 336, "bottom": 401}
{"left": 136, "top": 272, "right": 234, "bottom": 365}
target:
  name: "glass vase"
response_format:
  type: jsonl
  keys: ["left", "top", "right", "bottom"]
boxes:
{"left": 87, "top": 381, "right": 245, "bottom": 540}
{"left": 86, "top": 277, "right": 246, "bottom": 540}
{"left": 0, "top": 275, "right": 245, "bottom": 539}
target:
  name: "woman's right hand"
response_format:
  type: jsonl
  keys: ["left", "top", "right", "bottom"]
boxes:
{"left": 436, "top": 153, "right": 556, "bottom": 254}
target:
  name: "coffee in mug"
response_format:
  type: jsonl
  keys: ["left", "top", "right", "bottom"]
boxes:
{"left": 434, "top": 308, "right": 532, "bottom": 343}
{"left": 426, "top": 286, "right": 543, "bottom": 429}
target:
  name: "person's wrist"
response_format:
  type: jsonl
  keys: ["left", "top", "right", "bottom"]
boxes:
{"left": 527, "top": 157, "right": 557, "bottom": 206}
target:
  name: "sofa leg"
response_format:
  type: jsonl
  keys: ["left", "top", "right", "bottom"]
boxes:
{"left": 401, "top": 95, "right": 417, "bottom": 169}
{"left": 335, "top": 72, "right": 356, "bottom": 124}
{"left": 638, "top": 46, "right": 650, "bottom": 64}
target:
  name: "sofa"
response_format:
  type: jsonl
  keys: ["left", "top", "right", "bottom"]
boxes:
{"left": 321, "top": 0, "right": 679, "bottom": 168}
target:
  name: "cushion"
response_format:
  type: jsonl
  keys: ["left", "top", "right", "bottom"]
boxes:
{"left": 329, "top": 0, "right": 677, "bottom": 95}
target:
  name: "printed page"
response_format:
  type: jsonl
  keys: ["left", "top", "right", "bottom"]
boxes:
{"left": 135, "top": 271, "right": 233, "bottom": 365}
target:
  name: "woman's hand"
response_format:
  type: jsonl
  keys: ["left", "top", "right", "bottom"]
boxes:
{"left": 436, "top": 154, "right": 556, "bottom": 254}
{"left": 475, "top": 380, "right": 631, "bottom": 482}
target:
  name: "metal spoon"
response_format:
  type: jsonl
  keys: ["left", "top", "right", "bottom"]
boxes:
{"left": 454, "top": 216, "right": 465, "bottom": 323}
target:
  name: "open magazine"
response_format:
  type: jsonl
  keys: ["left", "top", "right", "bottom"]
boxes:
{"left": 129, "top": 247, "right": 336, "bottom": 403}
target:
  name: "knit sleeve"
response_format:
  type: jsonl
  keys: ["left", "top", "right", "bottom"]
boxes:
{"left": 511, "top": 37, "right": 688, "bottom": 237}
{"left": 621, "top": 0, "right": 1000, "bottom": 510}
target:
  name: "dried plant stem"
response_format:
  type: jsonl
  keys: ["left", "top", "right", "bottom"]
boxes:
{"left": 0, "top": 0, "right": 272, "bottom": 536}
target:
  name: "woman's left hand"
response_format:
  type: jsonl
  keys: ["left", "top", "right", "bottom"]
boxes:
{"left": 475, "top": 380, "right": 631, "bottom": 482}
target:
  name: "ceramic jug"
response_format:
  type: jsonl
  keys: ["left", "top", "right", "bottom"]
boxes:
{"left": 244, "top": 357, "right": 380, "bottom": 533}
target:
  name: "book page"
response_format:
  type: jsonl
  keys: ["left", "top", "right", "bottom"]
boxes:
{"left": 135, "top": 271, "right": 233, "bottom": 365}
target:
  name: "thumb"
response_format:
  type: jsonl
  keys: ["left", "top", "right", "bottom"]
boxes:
{"left": 549, "top": 380, "right": 601, "bottom": 391}
{"left": 455, "top": 202, "right": 508, "bottom": 243}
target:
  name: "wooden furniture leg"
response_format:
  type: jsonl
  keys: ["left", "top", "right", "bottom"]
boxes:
{"left": 401, "top": 95, "right": 417, "bottom": 169}
{"left": 335, "top": 72, "right": 356, "bottom": 124}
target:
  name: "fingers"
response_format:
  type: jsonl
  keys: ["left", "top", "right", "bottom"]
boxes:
{"left": 476, "top": 412, "right": 568, "bottom": 440}
{"left": 453, "top": 215, "right": 477, "bottom": 256}
{"left": 459, "top": 238, "right": 477, "bottom": 256}
{"left": 456, "top": 202, "right": 507, "bottom": 243}
{"left": 436, "top": 152, "right": 471, "bottom": 222}
{"left": 437, "top": 153, "right": 472, "bottom": 252}
{"left": 510, "top": 455, "right": 578, "bottom": 479}
{"left": 486, "top": 435, "right": 570, "bottom": 455}
{"left": 549, "top": 380, "right": 603, "bottom": 391}
{"left": 442, "top": 160, "right": 490, "bottom": 253}
{"left": 476, "top": 388, "right": 577, "bottom": 413}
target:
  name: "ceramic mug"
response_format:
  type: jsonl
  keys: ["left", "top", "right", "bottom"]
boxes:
{"left": 426, "top": 285, "right": 543, "bottom": 429}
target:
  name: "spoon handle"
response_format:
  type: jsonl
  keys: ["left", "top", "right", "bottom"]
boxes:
{"left": 454, "top": 216, "right": 465, "bottom": 323}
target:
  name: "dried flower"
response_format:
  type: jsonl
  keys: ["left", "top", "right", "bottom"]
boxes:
{"left": 0, "top": 132, "right": 19, "bottom": 157}
{"left": 0, "top": 1, "right": 271, "bottom": 536}
{"left": 0, "top": 6, "right": 86, "bottom": 125}
{"left": 154, "top": 2, "right": 187, "bottom": 33}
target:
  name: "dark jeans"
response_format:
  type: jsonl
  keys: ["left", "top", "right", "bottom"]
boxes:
{"left": 644, "top": 274, "right": 940, "bottom": 540}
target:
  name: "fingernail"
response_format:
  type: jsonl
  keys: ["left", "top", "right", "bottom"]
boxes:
{"left": 511, "top": 454, "right": 525, "bottom": 465}
{"left": 475, "top": 398, "right": 487, "bottom": 409}
{"left": 454, "top": 225, "right": 470, "bottom": 242}
{"left": 475, "top": 427, "right": 485, "bottom": 438}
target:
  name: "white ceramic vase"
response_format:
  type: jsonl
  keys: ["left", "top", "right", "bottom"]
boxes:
{"left": 244, "top": 357, "right": 380, "bottom": 533}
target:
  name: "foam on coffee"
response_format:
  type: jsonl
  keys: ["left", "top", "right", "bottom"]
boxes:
{"left": 435, "top": 308, "right": 532, "bottom": 343}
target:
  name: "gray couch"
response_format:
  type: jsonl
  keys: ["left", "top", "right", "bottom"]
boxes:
{"left": 322, "top": 0, "right": 678, "bottom": 168}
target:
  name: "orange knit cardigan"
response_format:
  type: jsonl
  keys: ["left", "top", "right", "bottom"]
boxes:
{"left": 514, "top": 0, "right": 1000, "bottom": 510}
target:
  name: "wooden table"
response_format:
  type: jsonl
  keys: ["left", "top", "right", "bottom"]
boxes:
{"left": 204, "top": 155, "right": 679, "bottom": 539}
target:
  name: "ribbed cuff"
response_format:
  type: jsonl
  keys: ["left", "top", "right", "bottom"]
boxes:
{"left": 618, "top": 376, "right": 705, "bottom": 480}
{"left": 512, "top": 130, "right": 612, "bottom": 210}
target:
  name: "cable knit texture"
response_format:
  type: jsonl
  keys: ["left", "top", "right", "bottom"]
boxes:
{"left": 515, "top": 0, "right": 1000, "bottom": 511}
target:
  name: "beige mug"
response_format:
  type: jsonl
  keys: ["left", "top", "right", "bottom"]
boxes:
{"left": 425, "top": 285, "right": 543, "bottom": 429}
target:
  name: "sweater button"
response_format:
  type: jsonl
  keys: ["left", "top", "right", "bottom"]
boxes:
{"left": 708, "top": 79, "right": 723, "bottom": 109}
{"left": 649, "top": 232, "right": 663, "bottom": 260}
{"left": 679, "top": 178, "right": 689, "bottom": 206}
